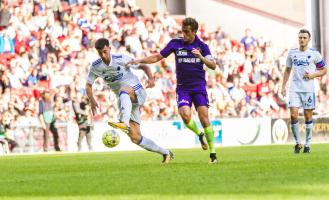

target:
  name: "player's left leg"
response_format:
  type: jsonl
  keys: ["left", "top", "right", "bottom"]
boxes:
{"left": 302, "top": 93, "right": 316, "bottom": 153}
{"left": 196, "top": 106, "right": 217, "bottom": 164}
{"left": 303, "top": 110, "right": 313, "bottom": 153}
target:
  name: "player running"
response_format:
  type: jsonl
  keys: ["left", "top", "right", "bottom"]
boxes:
{"left": 127, "top": 17, "right": 218, "bottom": 164}
{"left": 281, "top": 29, "right": 327, "bottom": 153}
{"left": 86, "top": 38, "right": 173, "bottom": 163}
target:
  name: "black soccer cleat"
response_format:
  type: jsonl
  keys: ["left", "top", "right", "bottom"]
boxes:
{"left": 209, "top": 153, "right": 218, "bottom": 164}
{"left": 303, "top": 146, "right": 311, "bottom": 153}
{"left": 162, "top": 150, "right": 174, "bottom": 164}
{"left": 294, "top": 144, "right": 303, "bottom": 154}
{"left": 198, "top": 133, "right": 208, "bottom": 150}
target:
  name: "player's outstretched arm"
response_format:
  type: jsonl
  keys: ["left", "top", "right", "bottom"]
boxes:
{"left": 139, "top": 64, "right": 155, "bottom": 88}
{"left": 86, "top": 83, "right": 99, "bottom": 115}
{"left": 127, "top": 53, "right": 164, "bottom": 65}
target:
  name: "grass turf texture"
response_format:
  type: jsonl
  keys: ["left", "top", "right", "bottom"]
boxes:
{"left": 1, "top": 144, "right": 329, "bottom": 200}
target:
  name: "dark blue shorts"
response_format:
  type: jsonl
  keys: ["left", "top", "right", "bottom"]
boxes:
{"left": 176, "top": 89, "right": 209, "bottom": 108}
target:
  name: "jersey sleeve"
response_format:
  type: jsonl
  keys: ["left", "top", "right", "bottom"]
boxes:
{"left": 86, "top": 66, "right": 98, "bottom": 84}
{"left": 122, "top": 54, "right": 139, "bottom": 69}
{"left": 314, "top": 51, "right": 326, "bottom": 70}
{"left": 286, "top": 50, "right": 292, "bottom": 68}
{"left": 201, "top": 43, "right": 213, "bottom": 60}
{"left": 160, "top": 39, "right": 175, "bottom": 58}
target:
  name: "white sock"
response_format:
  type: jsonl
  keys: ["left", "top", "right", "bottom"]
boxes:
{"left": 305, "top": 121, "right": 313, "bottom": 147}
{"left": 119, "top": 91, "right": 132, "bottom": 126}
{"left": 138, "top": 136, "right": 169, "bottom": 155}
{"left": 291, "top": 121, "right": 301, "bottom": 144}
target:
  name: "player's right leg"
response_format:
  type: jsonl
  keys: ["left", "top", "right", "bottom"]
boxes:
{"left": 289, "top": 92, "right": 303, "bottom": 153}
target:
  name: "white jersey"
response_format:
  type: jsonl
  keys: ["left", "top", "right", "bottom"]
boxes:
{"left": 87, "top": 54, "right": 142, "bottom": 95}
{"left": 286, "top": 48, "right": 326, "bottom": 92}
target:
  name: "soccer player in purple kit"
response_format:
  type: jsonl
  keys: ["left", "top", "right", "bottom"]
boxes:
{"left": 127, "top": 17, "right": 218, "bottom": 164}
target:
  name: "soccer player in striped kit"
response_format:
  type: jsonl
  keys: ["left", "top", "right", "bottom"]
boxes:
{"left": 282, "top": 29, "right": 327, "bottom": 153}
{"left": 86, "top": 38, "right": 173, "bottom": 163}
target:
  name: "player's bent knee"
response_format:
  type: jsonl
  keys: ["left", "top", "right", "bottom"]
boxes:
{"left": 180, "top": 113, "right": 191, "bottom": 123}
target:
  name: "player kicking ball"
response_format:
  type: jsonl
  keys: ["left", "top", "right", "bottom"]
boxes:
{"left": 86, "top": 38, "right": 173, "bottom": 163}
{"left": 281, "top": 29, "right": 327, "bottom": 153}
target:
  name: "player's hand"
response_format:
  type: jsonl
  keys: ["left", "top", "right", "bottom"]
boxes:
{"left": 191, "top": 48, "right": 202, "bottom": 58}
{"left": 90, "top": 98, "right": 99, "bottom": 115}
{"left": 146, "top": 78, "right": 155, "bottom": 88}
{"left": 303, "top": 72, "right": 313, "bottom": 81}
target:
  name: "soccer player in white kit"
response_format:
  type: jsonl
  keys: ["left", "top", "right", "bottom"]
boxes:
{"left": 281, "top": 29, "right": 327, "bottom": 153}
{"left": 86, "top": 38, "right": 173, "bottom": 163}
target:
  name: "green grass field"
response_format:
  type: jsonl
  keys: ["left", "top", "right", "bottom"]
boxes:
{"left": 1, "top": 144, "right": 329, "bottom": 200}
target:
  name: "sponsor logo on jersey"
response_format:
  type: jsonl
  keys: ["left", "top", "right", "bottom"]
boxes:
{"left": 176, "top": 50, "right": 188, "bottom": 56}
{"left": 104, "top": 73, "right": 123, "bottom": 82}
{"left": 293, "top": 58, "right": 310, "bottom": 67}
{"left": 177, "top": 57, "right": 201, "bottom": 63}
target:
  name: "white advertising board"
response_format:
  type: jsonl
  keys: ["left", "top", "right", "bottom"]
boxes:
{"left": 221, "top": 117, "right": 271, "bottom": 146}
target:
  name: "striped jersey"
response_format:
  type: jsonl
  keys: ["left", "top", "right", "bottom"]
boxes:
{"left": 286, "top": 48, "right": 326, "bottom": 92}
{"left": 87, "top": 54, "right": 142, "bottom": 94}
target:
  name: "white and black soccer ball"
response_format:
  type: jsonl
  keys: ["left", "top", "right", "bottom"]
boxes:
{"left": 102, "top": 129, "right": 120, "bottom": 148}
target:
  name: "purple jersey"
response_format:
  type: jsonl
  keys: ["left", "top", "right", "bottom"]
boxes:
{"left": 160, "top": 36, "right": 212, "bottom": 90}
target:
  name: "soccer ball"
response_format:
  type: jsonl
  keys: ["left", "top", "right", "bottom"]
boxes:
{"left": 102, "top": 129, "right": 120, "bottom": 148}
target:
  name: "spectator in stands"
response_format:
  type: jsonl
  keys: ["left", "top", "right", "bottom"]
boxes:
{"left": 39, "top": 90, "right": 61, "bottom": 152}
{"left": 240, "top": 28, "right": 257, "bottom": 51}
{"left": 72, "top": 92, "right": 92, "bottom": 151}
{"left": 0, "top": 111, "right": 18, "bottom": 152}
{"left": 0, "top": 30, "right": 14, "bottom": 54}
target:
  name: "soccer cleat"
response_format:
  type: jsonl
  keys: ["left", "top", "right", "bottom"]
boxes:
{"left": 208, "top": 153, "right": 218, "bottom": 164}
{"left": 303, "top": 146, "right": 311, "bottom": 153}
{"left": 162, "top": 151, "right": 174, "bottom": 164}
{"left": 108, "top": 121, "right": 130, "bottom": 133}
{"left": 294, "top": 144, "right": 303, "bottom": 154}
{"left": 198, "top": 133, "right": 208, "bottom": 150}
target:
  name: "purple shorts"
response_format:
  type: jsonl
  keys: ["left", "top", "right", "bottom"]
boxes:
{"left": 176, "top": 89, "right": 209, "bottom": 108}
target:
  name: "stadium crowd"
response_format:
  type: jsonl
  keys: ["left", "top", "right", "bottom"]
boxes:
{"left": 0, "top": 0, "right": 329, "bottom": 151}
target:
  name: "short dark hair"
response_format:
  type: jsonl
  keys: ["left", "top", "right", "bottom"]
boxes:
{"left": 95, "top": 38, "right": 110, "bottom": 50}
{"left": 299, "top": 29, "right": 311, "bottom": 38}
{"left": 182, "top": 17, "right": 198, "bottom": 32}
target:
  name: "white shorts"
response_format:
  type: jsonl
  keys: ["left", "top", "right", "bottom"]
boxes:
{"left": 288, "top": 92, "right": 316, "bottom": 109}
{"left": 135, "top": 87, "right": 147, "bottom": 106}
{"left": 130, "top": 103, "right": 141, "bottom": 124}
